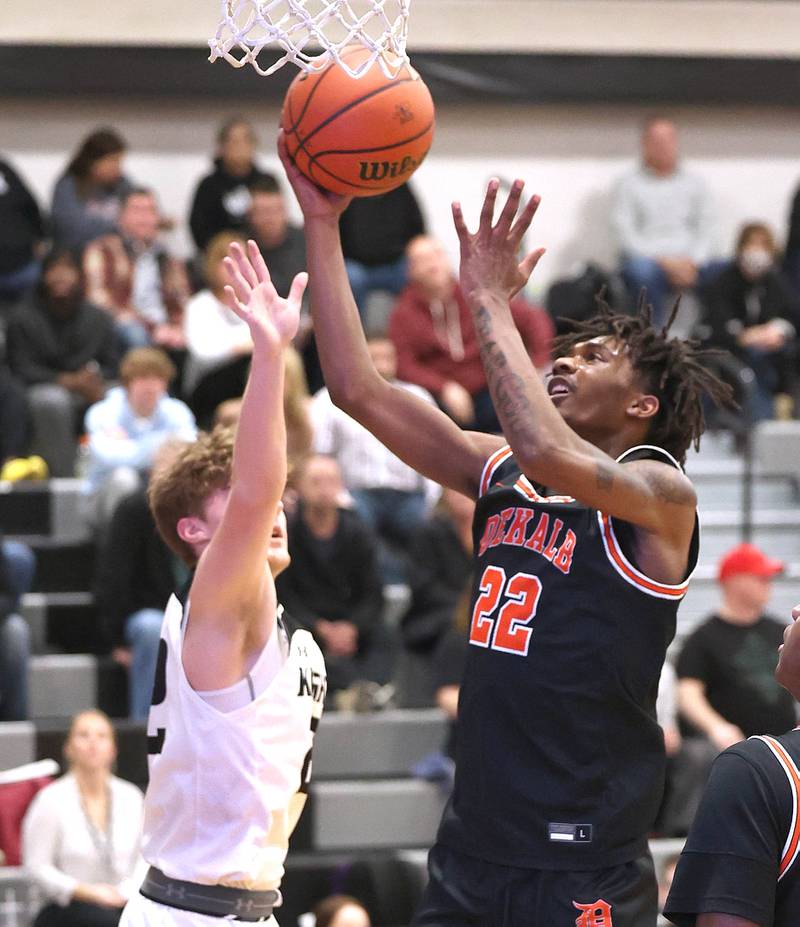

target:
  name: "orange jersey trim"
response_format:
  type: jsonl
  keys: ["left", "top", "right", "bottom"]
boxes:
{"left": 753, "top": 735, "right": 800, "bottom": 881}
{"left": 598, "top": 512, "right": 689, "bottom": 600}
{"left": 480, "top": 444, "right": 513, "bottom": 497}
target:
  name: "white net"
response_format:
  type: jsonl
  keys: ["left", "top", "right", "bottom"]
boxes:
{"left": 208, "top": 0, "right": 412, "bottom": 79}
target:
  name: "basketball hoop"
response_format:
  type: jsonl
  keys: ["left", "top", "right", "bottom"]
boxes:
{"left": 208, "top": 0, "right": 412, "bottom": 79}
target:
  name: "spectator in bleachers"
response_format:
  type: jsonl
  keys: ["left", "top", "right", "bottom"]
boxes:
{"left": 189, "top": 117, "right": 277, "bottom": 253}
{"left": 6, "top": 250, "right": 119, "bottom": 477}
{"left": 208, "top": 345, "right": 312, "bottom": 482}
{"left": 22, "top": 709, "right": 144, "bottom": 927}
{"left": 275, "top": 454, "right": 384, "bottom": 696}
{"left": 313, "top": 895, "right": 371, "bottom": 927}
{"left": 339, "top": 182, "right": 425, "bottom": 319}
{"left": 785, "top": 181, "right": 800, "bottom": 296}
{"left": 184, "top": 232, "right": 252, "bottom": 426}
{"left": 0, "top": 539, "right": 35, "bottom": 722}
{"left": 95, "top": 440, "right": 188, "bottom": 720}
{"left": 611, "top": 116, "right": 720, "bottom": 325}
{"left": 696, "top": 221, "right": 800, "bottom": 420}
{"left": 0, "top": 363, "right": 32, "bottom": 471}
{"left": 246, "top": 176, "right": 306, "bottom": 299}
{"left": 312, "top": 335, "right": 440, "bottom": 583}
{"left": 51, "top": 129, "right": 132, "bottom": 255}
{"left": 677, "top": 543, "right": 796, "bottom": 752}
{"left": 84, "top": 348, "right": 196, "bottom": 533}
{"left": 389, "top": 235, "right": 553, "bottom": 433}
{"left": 0, "top": 156, "right": 46, "bottom": 303}
{"left": 83, "top": 188, "right": 190, "bottom": 353}
{"left": 398, "top": 488, "right": 473, "bottom": 715}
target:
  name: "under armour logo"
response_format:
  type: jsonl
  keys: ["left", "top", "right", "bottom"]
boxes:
{"left": 165, "top": 884, "right": 186, "bottom": 900}
{"left": 235, "top": 898, "right": 255, "bottom": 913}
{"left": 573, "top": 899, "right": 613, "bottom": 927}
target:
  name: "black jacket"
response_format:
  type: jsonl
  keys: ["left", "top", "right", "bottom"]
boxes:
{"left": 275, "top": 504, "right": 383, "bottom": 643}
{"left": 0, "top": 159, "right": 45, "bottom": 274}
{"left": 94, "top": 488, "right": 178, "bottom": 648}
{"left": 339, "top": 183, "right": 424, "bottom": 267}
{"left": 189, "top": 159, "right": 278, "bottom": 251}
{"left": 6, "top": 295, "right": 119, "bottom": 385}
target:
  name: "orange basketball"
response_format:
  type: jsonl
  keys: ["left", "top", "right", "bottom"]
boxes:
{"left": 281, "top": 47, "right": 435, "bottom": 197}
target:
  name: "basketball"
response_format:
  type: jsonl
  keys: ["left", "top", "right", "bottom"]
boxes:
{"left": 281, "top": 47, "right": 435, "bottom": 197}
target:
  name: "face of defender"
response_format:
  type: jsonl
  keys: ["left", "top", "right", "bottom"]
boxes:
{"left": 546, "top": 337, "right": 653, "bottom": 440}
{"left": 200, "top": 490, "right": 290, "bottom": 577}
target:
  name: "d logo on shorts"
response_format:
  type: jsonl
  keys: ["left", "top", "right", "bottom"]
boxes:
{"left": 573, "top": 899, "right": 613, "bottom": 927}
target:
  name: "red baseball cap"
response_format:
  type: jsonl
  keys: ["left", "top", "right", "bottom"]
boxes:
{"left": 718, "top": 543, "right": 784, "bottom": 582}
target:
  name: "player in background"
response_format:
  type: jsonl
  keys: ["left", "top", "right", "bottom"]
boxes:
{"left": 279, "top": 133, "right": 730, "bottom": 926}
{"left": 120, "top": 240, "right": 326, "bottom": 927}
{"left": 664, "top": 603, "right": 800, "bottom": 927}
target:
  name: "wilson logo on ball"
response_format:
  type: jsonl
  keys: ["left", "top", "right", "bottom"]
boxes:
{"left": 359, "top": 156, "right": 420, "bottom": 182}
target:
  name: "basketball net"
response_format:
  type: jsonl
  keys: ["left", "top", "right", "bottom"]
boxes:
{"left": 208, "top": 0, "right": 412, "bottom": 78}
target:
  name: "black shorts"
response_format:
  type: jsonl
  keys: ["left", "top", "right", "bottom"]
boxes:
{"left": 412, "top": 842, "right": 657, "bottom": 927}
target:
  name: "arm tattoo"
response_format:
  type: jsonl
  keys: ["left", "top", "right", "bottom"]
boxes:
{"left": 596, "top": 463, "right": 615, "bottom": 490}
{"left": 474, "top": 305, "right": 537, "bottom": 442}
{"left": 646, "top": 466, "right": 695, "bottom": 506}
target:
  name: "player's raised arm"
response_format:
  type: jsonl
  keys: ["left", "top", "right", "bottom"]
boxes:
{"left": 452, "top": 178, "right": 701, "bottom": 541}
{"left": 183, "top": 240, "right": 307, "bottom": 690}
{"left": 278, "top": 133, "right": 502, "bottom": 500}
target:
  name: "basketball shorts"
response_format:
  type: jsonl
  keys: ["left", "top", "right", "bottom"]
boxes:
{"left": 411, "top": 841, "right": 657, "bottom": 927}
{"left": 120, "top": 893, "right": 280, "bottom": 927}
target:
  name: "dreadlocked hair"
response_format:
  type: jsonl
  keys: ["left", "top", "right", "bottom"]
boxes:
{"left": 552, "top": 292, "right": 735, "bottom": 466}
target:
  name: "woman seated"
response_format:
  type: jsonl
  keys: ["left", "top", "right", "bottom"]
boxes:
{"left": 22, "top": 710, "right": 145, "bottom": 927}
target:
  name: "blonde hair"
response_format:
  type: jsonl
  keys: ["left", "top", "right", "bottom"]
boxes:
{"left": 119, "top": 347, "right": 176, "bottom": 386}
{"left": 148, "top": 427, "right": 234, "bottom": 566}
{"left": 204, "top": 231, "right": 247, "bottom": 293}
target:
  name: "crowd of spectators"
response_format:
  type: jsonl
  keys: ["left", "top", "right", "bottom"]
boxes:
{"left": 2, "top": 116, "right": 800, "bottom": 924}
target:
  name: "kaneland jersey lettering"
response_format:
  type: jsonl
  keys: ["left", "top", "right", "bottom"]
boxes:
{"left": 142, "top": 595, "right": 326, "bottom": 890}
{"left": 438, "top": 444, "right": 698, "bottom": 870}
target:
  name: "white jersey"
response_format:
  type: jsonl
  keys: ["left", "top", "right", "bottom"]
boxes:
{"left": 141, "top": 593, "right": 326, "bottom": 891}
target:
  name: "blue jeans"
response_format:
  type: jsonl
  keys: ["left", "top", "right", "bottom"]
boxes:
{"left": 116, "top": 319, "right": 151, "bottom": 352}
{"left": 0, "top": 614, "right": 30, "bottom": 720}
{"left": 621, "top": 255, "right": 726, "bottom": 327}
{"left": 345, "top": 256, "right": 408, "bottom": 317}
{"left": 3, "top": 540, "right": 36, "bottom": 610}
{"left": 125, "top": 608, "right": 164, "bottom": 721}
{"left": 0, "top": 258, "right": 40, "bottom": 301}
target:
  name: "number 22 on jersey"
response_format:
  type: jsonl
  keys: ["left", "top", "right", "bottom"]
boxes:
{"left": 469, "top": 567, "right": 542, "bottom": 656}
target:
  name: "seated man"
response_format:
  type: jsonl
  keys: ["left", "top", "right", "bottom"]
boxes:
{"left": 246, "top": 177, "right": 306, "bottom": 299}
{"left": 389, "top": 235, "right": 553, "bottom": 432}
{"left": 664, "top": 601, "right": 800, "bottom": 926}
{"left": 275, "top": 454, "right": 384, "bottom": 696}
{"left": 312, "top": 335, "right": 440, "bottom": 582}
{"left": 83, "top": 187, "right": 190, "bottom": 352}
{"left": 85, "top": 347, "right": 196, "bottom": 532}
{"left": 94, "top": 441, "right": 189, "bottom": 721}
{"left": 339, "top": 182, "right": 425, "bottom": 320}
{"left": 677, "top": 543, "right": 796, "bottom": 751}
{"left": 6, "top": 250, "right": 119, "bottom": 477}
{"left": 0, "top": 156, "right": 45, "bottom": 304}
{"left": 697, "top": 221, "right": 800, "bottom": 420}
{"left": 611, "top": 117, "right": 721, "bottom": 325}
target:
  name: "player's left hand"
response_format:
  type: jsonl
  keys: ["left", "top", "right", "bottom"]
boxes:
{"left": 223, "top": 240, "right": 307, "bottom": 355}
{"left": 452, "top": 178, "right": 546, "bottom": 304}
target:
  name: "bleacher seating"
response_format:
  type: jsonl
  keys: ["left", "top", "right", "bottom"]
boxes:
{"left": 1, "top": 425, "right": 798, "bottom": 923}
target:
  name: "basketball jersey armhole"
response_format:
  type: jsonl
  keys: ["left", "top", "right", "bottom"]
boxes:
{"left": 479, "top": 444, "right": 513, "bottom": 497}
{"left": 750, "top": 735, "right": 800, "bottom": 881}
{"left": 598, "top": 444, "right": 697, "bottom": 600}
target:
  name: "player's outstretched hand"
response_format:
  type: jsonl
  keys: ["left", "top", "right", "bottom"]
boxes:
{"left": 278, "top": 130, "right": 352, "bottom": 221}
{"left": 452, "top": 178, "right": 546, "bottom": 304}
{"left": 223, "top": 239, "right": 306, "bottom": 355}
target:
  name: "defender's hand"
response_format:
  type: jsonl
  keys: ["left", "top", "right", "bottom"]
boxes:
{"left": 452, "top": 177, "right": 545, "bottom": 305}
{"left": 278, "top": 131, "right": 352, "bottom": 221}
{"left": 223, "top": 240, "right": 307, "bottom": 355}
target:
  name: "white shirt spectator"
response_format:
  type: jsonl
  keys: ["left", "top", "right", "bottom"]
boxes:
{"left": 183, "top": 289, "right": 252, "bottom": 394}
{"left": 22, "top": 773, "right": 146, "bottom": 906}
{"left": 312, "top": 383, "right": 441, "bottom": 509}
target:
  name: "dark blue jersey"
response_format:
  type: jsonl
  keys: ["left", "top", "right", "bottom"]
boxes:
{"left": 666, "top": 729, "right": 800, "bottom": 926}
{"left": 437, "top": 444, "right": 698, "bottom": 870}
